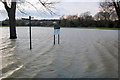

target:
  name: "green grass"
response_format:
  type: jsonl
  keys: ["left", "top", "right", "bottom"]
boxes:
{"left": 1, "top": 26, "right": 119, "bottom": 30}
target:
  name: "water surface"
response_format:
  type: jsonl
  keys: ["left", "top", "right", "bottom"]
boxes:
{"left": 0, "top": 27, "right": 118, "bottom": 78}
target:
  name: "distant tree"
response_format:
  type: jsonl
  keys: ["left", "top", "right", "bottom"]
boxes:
{"left": 66, "top": 15, "right": 78, "bottom": 20}
{"left": 60, "top": 15, "right": 79, "bottom": 27}
{"left": 80, "top": 11, "right": 93, "bottom": 20}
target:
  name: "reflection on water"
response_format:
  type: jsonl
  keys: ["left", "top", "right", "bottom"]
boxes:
{"left": 0, "top": 27, "right": 118, "bottom": 78}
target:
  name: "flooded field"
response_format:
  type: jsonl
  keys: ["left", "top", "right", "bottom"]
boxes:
{"left": 0, "top": 27, "right": 118, "bottom": 78}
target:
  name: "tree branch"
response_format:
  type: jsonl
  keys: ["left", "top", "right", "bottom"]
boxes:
{"left": 38, "top": 0, "right": 59, "bottom": 15}
{"left": 3, "top": 1, "right": 10, "bottom": 12}
{"left": 17, "top": 5, "right": 28, "bottom": 15}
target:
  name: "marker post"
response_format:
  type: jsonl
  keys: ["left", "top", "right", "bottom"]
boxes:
{"left": 29, "top": 16, "right": 32, "bottom": 50}
{"left": 58, "top": 34, "right": 60, "bottom": 44}
{"left": 54, "top": 35, "right": 55, "bottom": 45}
{"left": 54, "top": 30, "right": 60, "bottom": 45}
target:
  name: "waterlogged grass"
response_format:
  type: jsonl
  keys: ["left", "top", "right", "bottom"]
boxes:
{"left": 0, "top": 26, "right": 8, "bottom": 27}
{"left": 62, "top": 27, "right": 120, "bottom": 30}
{"left": 0, "top": 26, "right": 119, "bottom": 30}
{"left": 99, "top": 27, "right": 120, "bottom": 30}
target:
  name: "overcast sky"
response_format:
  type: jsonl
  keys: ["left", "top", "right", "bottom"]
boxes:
{"left": 0, "top": 0, "right": 101, "bottom": 21}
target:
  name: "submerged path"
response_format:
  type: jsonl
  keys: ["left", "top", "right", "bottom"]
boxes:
{"left": 0, "top": 27, "right": 118, "bottom": 78}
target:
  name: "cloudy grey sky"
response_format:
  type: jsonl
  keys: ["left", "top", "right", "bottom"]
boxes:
{"left": 0, "top": 0, "right": 101, "bottom": 21}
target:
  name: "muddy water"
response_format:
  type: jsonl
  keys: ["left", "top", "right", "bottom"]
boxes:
{"left": 0, "top": 27, "right": 118, "bottom": 78}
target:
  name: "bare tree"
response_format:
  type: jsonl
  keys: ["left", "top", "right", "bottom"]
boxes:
{"left": 0, "top": 0, "right": 58, "bottom": 39}
{"left": 99, "top": 0, "right": 115, "bottom": 20}
{"left": 80, "top": 11, "right": 93, "bottom": 20}
{"left": 94, "top": 11, "right": 118, "bottom": 21}
{"left": 112, "top": 0, "right": 120, "bottom": 21}
{"left": 100, "top": 0, "right": 120, "bottom": 21}
{"left": 110, "top": 11, "right": 118, "bottom": 20}
{"left": 0, "top": 0, "right": 17, "bottom": 39}
{"left": 94, "top": 12, "right": 105, "bottom": 20}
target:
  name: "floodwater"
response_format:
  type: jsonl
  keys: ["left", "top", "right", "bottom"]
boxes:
{"left": 0, "top": 27, "right": 118, "bottom": 78}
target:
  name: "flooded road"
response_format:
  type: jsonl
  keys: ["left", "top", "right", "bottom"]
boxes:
{"left": 0, "top": 27, "right": 118, "bottom": 78}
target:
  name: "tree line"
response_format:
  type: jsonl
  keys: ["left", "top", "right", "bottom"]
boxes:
{"left": 59, "top": 12, "right": 119, "bottom": 28}
{"left": 2, "top": 11, "right": 119, "bottom": 28}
